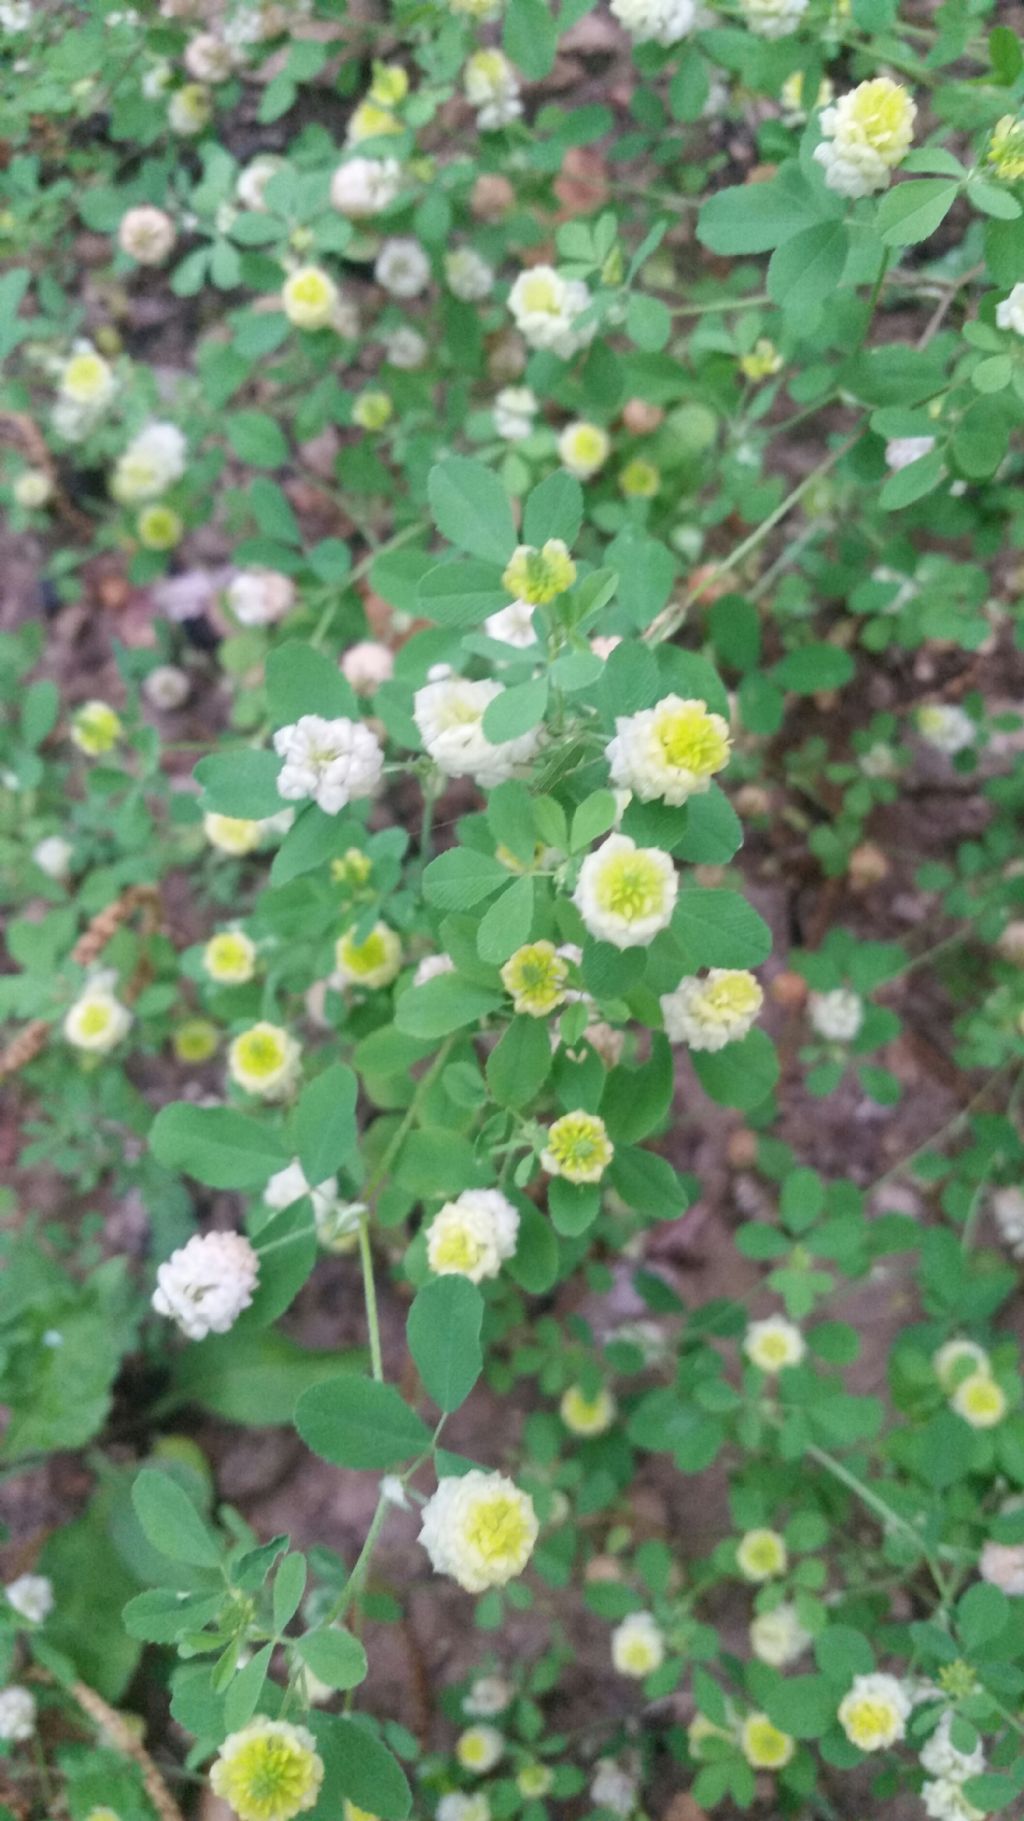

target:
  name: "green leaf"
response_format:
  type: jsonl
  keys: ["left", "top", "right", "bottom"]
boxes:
{"left": 227, "top": 411, "right": 291, "bottom": 468}
{"left": 395, "top": 974, "right": 502, "bottom": 1039}
{"left": 417, "top": 559, "right": 509, "bottom": 628}
{"left": 297, "top": 1628, "right": 368, "bottom": 1691}
{"left": 310, "top": 1714, "right": 412, "bottom": 1821}
{"left": 481, "top": 678, "right": 549, "bottom": 743}
{"left": 609, "top": 1147, "right": 688, "bottom": 1219}
{"left": 266, "top": 642, "right": 357, "bottom": 727}
{"left": 691, "top": 1029, "right": 779, "bottom": 1110}
{"left": 522, "top": 471, "right": 583, "bottom": 548}
{"left": 503, "top": 0, "right": 558, "bottom": 78}
{"left": 132, "top": 1468, "right": 221, "bottom": 1568}
{"left": 570, "top": 791, "right": 619, "bottom": 854}
{"left": 295, "top": 1376, "right": 432, "bottom": 1469}
{"left": 273, "top": 1553, "right": 307, "bottom": 1631}
{"left": 487, "top": 1016, "right": 553, "bottom": 1109}
{"left": 427, "top": 457, "right": 517, "bottom": 564}
{"left": 697, "top": 166, "right": 827, "bottom": 255}
{"left": 224, "top": 1644, "right": 273, "bottom": 1733}
{"left": 169, "top": 1330, "right": 360, "bottom": 1425}
{"left": 879, "top": 446, "right": 945, "bottom": 509}
{"left": 21, "top": 680, "right": 60, "bottom": 748}
{"left": 477, "top": 876, "right": 535, "bottom": 964}
{"left": 407, "top": 1277, "right": 484, "bottom": 1413}
{"left": 773, "top": 645, "right": 855, "bottom": 694}
{"left": 195, "top": 748, "right": 283, "bottom": 819}
{"left": 151, "top": 1104, "right": 288, "bottom": 1190}
{"left": 767, "top": 221, "right": 848, "bottom": 319}
{"left": 673, "top": 890, "right": 772, "bottom": 968}
{"left": 876, "top": 179, "right": 959, "bottom": 248}
{"left": 291, "top": 1065, "right": 358, "bottom": 1184}
{"left": 506, "top": 1200, "right": 559, "bottom": 1293}
{"left": 423, "top": 847, "right": 509, "bottom": 911}
{"left": 626, "top": 292, "right": 672, "bottom": 351}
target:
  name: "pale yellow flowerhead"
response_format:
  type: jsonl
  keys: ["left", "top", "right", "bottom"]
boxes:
{"left": 842, "top": 78, "right": 916, "bottom": 163}
{"left": 500, "top": 941, "right": 569, "bottom": 1017}
{"left": 282, "top": 266, "right": 339, "bottom": 330}
{"left": 203, "top": 813, "right": 262, "bottom": 856}
{"left": 173, "top": 1018, "right": 220, "bottom": 1063}
{"left": 204, "top": 930, "right": 258, "bottom": 985}
{"left": 560, "top": 1383, "right": 616, "bottom": 1436}
{"left": 542, "top": 1111, "right": 614, "bottom": 1184}
{"left": 456, "top": 1725, "right": 505, "bottom": 1773}
{"left": 331, "top": 847, "right": 373, "bottom": 887}
{"left": 369, "top": 61, "right": 408, "bottom": 105}
{"left": 836, "top": 1673, "right": 910, "bottom": 1752}
{"left": 951, "top": 1372, "right": 1007, "bottom": 1429}
{"left": 988, "top": 115, "right": 1024, "bottom": 182}
{"left": 137, "top": 504, "right": 183, "bottom": 550}
{"left": 740, "top": 1713, "right": 794, "bottom": 1770}
{"left": 210, "top": 1717, "right": 324, "bottom": 1821}
{"left": 502, "top": 539, "right": 576, "bottom": 605}
{"left": 71, "top": 700, "right": 122, "bottom": 756}
{"left": 619, "top": 457, "right": 660, "bottom": 498}
{"left": 736, "top": 1528, "right": 787, "bottom": 1582}
{"left": 60, "top": 347, "right": 115, "bottom": 407}
{"left": 611, "top": 1610, "right": 665, "bottom": 1678}
{"left": 558, "top": 420, "right": 611, "bottom": 479}
{"left": 419, "top": 1469, "right": 538, "bottom": 1592}
{"left": 743, "top": 1317, "right": 805, "bottom": 1374}
{"left": 228, "top": 1022, "right": 301, "bottom": 1098}
{"left": 739, "top": 339, "right": 782, "bottom": 381}
{"left": 334, "top": 922, "right": 402, "bottom": 989}
{"left": 347, "top": 99, "right": 402, "bottom": 143}
{"left": 352, "top": 389, "right": 393, "bottom": 431}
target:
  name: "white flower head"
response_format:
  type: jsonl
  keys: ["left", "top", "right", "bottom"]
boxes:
{"left": 749, "top": 1601, "right": 811, "bottom": 1667}
{"left": 464, "top": 49, "right": 521, "bottom": 128}
{"left": 661, "top": 970, "right": 763, "bottom": 1051}
{"left": 419, "top": 1469, "right": 538, "bottom": 1591}
{"left": 5, "top": 1574, "right": 54, "bottom": 1625}
{"left": 58, "top": 342, "right": 117, "bottom": 413}
{"left": 110, "top": 422, "right": 187, "bottom": 502}
{"left": 992, "top": 1186, "right": 1024, "bottom": 1259}
{"left": 455, "top": 1725, "right": 505, "bottom": 1774}
{"left": 382, "top": 325, "right": 428, "bottom": 369}
{"left": 118, "top": 204, "right": 176, "bottom": 264}
{"left": 64, "top": 978, "right": 133, "bottom": 1054}
{"left": 445, "top": 247, "right": 495, "bottom": 301}
{"left": 438, "top": 1796, "right": 492, "bottom": 1821}
{"left": 282, "top": 266, "right": 339, "bottom": 330}
{"left": 143, "top": 664, "right": 190, "bottom": 710}
{"left": 464, "top": 1674, "right": 513, "bottom": 1717}
{"left": 0, "top": 1687, "right": 36, "bottom": 1742}
{"left": 33, "top": 834, "right": 73, "bottom": 879}
{"left": 740, "top": 0, "right": 807, "bottom": 35}
{"left": 331, "top": 156, "right": 402, "bottom": 218}
{"left": 375, "top": 237, "right": 431, "bottom": 298}
{"left": 920, "top": 1710, "right": 985, "bottom": 1782}
{"left": 837, "top": 1672, "right": 911, "bottom": 1751}
{"left": 167, "top": 81, "right": 213, "bottom": 134}
{"left": 917, "top": 704, "right": 976, "bottom": 755}
{"left": 14, "top": 468, "right": 53, "bottom": 508}
{"left": 558, "top": 420, "right": 611, "bottom": 479}
{"left": 341, "top": 640, "right": 394, "bottom": 693}
{"left": 152, "top": 1230, "right": 259, "bottom": 1340}
{"left": 814, "top": 78, "right": 917, "bottom": 198}
{"left": 493, "top": 386, "right": 537, "bottom": 442}
{"left": 980, "top": 1540, "right": 1024, "bottom": 1595}
{"left": 744, "top": 1316, "right": 805, "bottom": 1373}
{"left": 228, "top": 1021, "right": 302, "bottom": 1099}
{"left": 611, "top": 0, "right": 699, "bottom": 44}
{"left": 274, "top": 715, "right": 384, "bottom": 814}
{"left": 508, "top": 265, "right": 595, "bottom": 359}
{"left": 611, "top": 1610, "right": 665, "bottom": 1678}
{"left": 427, "top": 1188, "right": 520, "bottom": 1282}
{"left": 996, "top": 282, "right": 1024, "bottom": 338}
{"left": 413, "top": 675, "right": 541, "bottom": 787}
{"left": 921, "top": 1780, "right": 985, "bottom": 1821}
{"left": 413, "top": 952, "right": 456, "bottom": 987}
{"left": 184, "top": 31, "right": 235, "bottom": 80}
{"left": 574, "top": 833, "right": 677, "bottom": 949}
{"left": 484, "top": 600, "right": 538, "bottom": 648}
{"left": 590, "top": 1759, "right": 638, "bottom": 1816}
{"left": 808, "top": 987, "right": 863, "bottom": 1042}
{"left": 606, "top": 695, "right": 731, "bottom": 805}
{"left": 227, "top": 569, "right": 296, "bottom": 627}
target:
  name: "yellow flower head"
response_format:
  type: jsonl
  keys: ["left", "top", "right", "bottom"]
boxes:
{"left": 500, "top": 941, "right": 569, "bottom": 1017}
{"left": 335, "top": 922, "right": 402, "bottom": 989}
{"left": 542, "top": 1111, "right": 614, "bottom": 1185}
{"left": 619, "top": 457, "right": 660, "bottom": 499}
{"left": 456, "top": 1725, "right": 505, "bottom": 1773}
{"left": 369, "top": 61, "right": 408, "bottom": 105}
{"left": 86, "top": 1809, "right": 122, "bottom": 1821}
{"left": 836, "top": 1674, "right": 910, "bottom": 1752}
{"left": 611, "top": 1610, "right": 665, "bottom": 1678}
{"left": 347, "top": 99, "right": 403, "bottom": 143}
{"left": 988, "top": 115, "right": 1024, "bottom": 183}
{"left": 517, "top": 1764, "right": 553, "bottom": 1797}
{"left": 60, "top": 347, "right": 115, "bottom": 407}
{"left": 204, "top": 930, "right": 258, "bottom": 985}
{"left": 743, "top": 1316, "right": 805, "bottom": 1374}
{"left": 228, "top": 1022, "right": 301, "bottom": 1099}
{"left": 951, "top": 1372, "right": 1007, "bottom": 1429}
{"left": 71, "top": 700, "right": 122, "bottom": 756}
{"left": 352, "top": 389, "right": 393, "bottom": 431}
{"left": 331, "top": 847, "right": 373, "bottom": 887}
{"left": 649, "top": 696, "right": 731, "bottom": 785}
{"left": 420, "top": 1470, "right": 538, "bottom": 1591}
{"left": 558, "top": 420, "right": 611, "bottom": 479}
{"left": 137, "top": 505, "right": 183, "bottom": 550}
{"left": 282, "top": 266, "right": 339, "bottom": 330}
{"left": 560, "top": 1383, "right": 616, "bottom": 1436}
{"left": 739, "top": 339, "right": 783, "bottom": 381}
{"left": 933, "top": 1337, "right": 991, "bottom": 1391}
{"left": 842, "top": 77, "right": 916, "bottom": 163}
{"left": 173, "top": 1018, "right": 220, "bottom": 1063}
{"left": 736, "top": 1528, "right": 787, "bottom": 1582}
{"left": 740, "top": 1714, "right": 794, "bottom": 1771}
{"left": 210, "top": 1718, "right": 324, "bottom": 1821}
{"left": 575, "top": 834, "right": 678, "bottom": 946}
{"left": 502, "top": 539, "right": 576, "bottom": 605}
{"left": 204, "top": 812, "right": 262, "bottom": 856}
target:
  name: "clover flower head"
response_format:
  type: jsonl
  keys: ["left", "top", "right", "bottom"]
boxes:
{"left": 413, "top": 675, "right": 541, "bottom": 786}
{"left": 0, "top": 1686, "right": 36, "bottom": 1742}
{"left": 808, "top": 987, "right": 863, "bottom": 1043}
{"left": 334, "top": 922, "right": 402, "bottom": 989}
{"left": 611, "top": 0, "right": 699, "bottom": 44}
{"left": 485, "top": 600, "right": 538, "bottom": 647}
{"left": 560, "top": 1383, "right": 616, "bottom": 1436}
{"left": 606, "top": 695, "right": 731, "bottom": 805}
{"left": 464, "top": 1674, "right": 513, "bottom": 1716}
{"left": 558, "top": 421, "right": 611, "bottom": 479}
{"left": 740, "top": 1713, "right": 795, "bottom": 1769}
{"left": 71, "top": 699, "right": 122, "bottom": 756}
{"left": 988, "top": 115, "right": 1024, "bottom": 184}
{"left": 119, "top": 204, "right": 176, "bottom": 263}
{"left": 611, "top": 1610, "right": 665, "bottom": 1678}
{"left": 933, "top": 1338, "right": 991, "bottom": 1391}
{"left": 542, "top": 1110, "right": 614, "bottom": 1184}
{"left": 282, "top": 266, "right": 339, "bottom": 330}
{"left": 228, "top": 569, "right": 296, "bottom": 627}
{"left": 508, "top": 266, "right": 595, "bottom": 359}
{"left": 917, "top": 703, "right": 977, "bottom": 755}
{"left": 375, "top": 237, "right": 431, "bottom": 298}
{"left": 492, "top": 386, "right": 537, "bottom": 442}
{"left": 500, "top": 941, "right": 569, "bottom": 1016}
{"left": 952, "top": 1372, "right": 1007, "bottom": 1429}
{"left": 419, "top": 1469, "right": 538, "bottom": 1591}
{"left": 228, "top": 1022, "right": 301, "bottom": 1098}
{"left": 837, "top": 1673, "right": 911, "bottom": 1752}
{"left": 64, "top": 975, "right": 133, "bottom": 1054}
{"left": 274, "top": 715, "right": 384, "bottom": 815}
{"left": 426, "top": 1188, "right": 519, "bottom": 1282}
{"left": 736, "top": 1527, "right": 787, "bottom": 1582}
{"left": 204, "top": 929, "right": 258, "bottom": 984}
{"left": 464, "top": 48, "right": 521, "bottom": 127}
{"left": 110, "top": 422, "right": 187, "bottom": 501}
{"left": 203, "top": 812, "right": 263, "bottom": 855}
{"left": 445, "top": 247, "right": 495, "bottom": 301}
{"left": 744, "top": 1316, "right": 806, "bottom": 1373}
{"left": 210, "top": 1718, "right": 324, "bottom": 1821}
{"left": 330, "top": 155, "right": 402, "bottom": 217}
{"left": 152, "top": 1230, "right": 259, "bottom": 1340}
{"left": 814, "top": 78, "right": 916, "bottom": 197}
{"left": 455, "top": 1725, "right": 505, "bottom": 1773}
{"left": 740, "top": 0, "right": 807, "bottom": 36}
{"left": 574, "top": 833, "right": 677, "bottom": 949}
{"left": 5, "top": 1574, "right": 54, "bottom": 1625}
{"left": 749, "top": 1600, "right": 811, "bottom": 1666}
{"left": 661, "top": 970, "right": 763, "bottom": 1051}
{"left": 501, "top": 539, "right": 576, "bottom": 606}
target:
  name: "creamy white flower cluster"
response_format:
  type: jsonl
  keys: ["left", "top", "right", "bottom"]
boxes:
{"left": 508, "top": 266, "right": 595, "bottom": 359}
{"left": 152, "top": 1230, "right": 260, "bottom": 1340}
{"left": 426, "top": 1188, "right": 520, "bottom": 1282}
{"left": 414, "top": 675, "right": 540, "bottom": 786}
{"left": 111, "top": 422, "right": 187, "bottom": 502}
{"left": 814, "top": 78, "right": 917, "bottom": 198}
{"left": 274, "top": 715, "right": 384, "bottom": 814}
{"left": 419, "top": 1470, "right": 538, "bottom": 1592}
{"left": 464, "top": 48, "right": 522, "bottom": 128}
{"left": 610, "top": 0, "right": 699, "bottom": 46}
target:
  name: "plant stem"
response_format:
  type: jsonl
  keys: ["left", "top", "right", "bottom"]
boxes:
{"left": 358, "top": 1213, "right": 384, "bottom": 1383}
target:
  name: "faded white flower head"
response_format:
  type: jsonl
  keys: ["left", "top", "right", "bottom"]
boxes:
{"left": 739, "top": 0, "right": 807, "bottom": 35}
{"left": 118, "top": 204, "right": 177, "bottom": 264}
{"left": 885, "top": 435, "right": 936, "bottom": 473}
{"left": 611, "top": 1610, "right": 665, "bottom": 1678}
{"left": 110, "top": 422, "right": 187, "bottom": 502}
{"left": 227, "top": 569, "right": 296, "bottom": 627}
{"left": 419, "top": 1470, "right": 538, "bottom": 1591}
{"left": 0, "top": 1686, "right": 36, "bottom": 1742}
{"left": 808, "top": 987, "right": 863, "bottom": 1043}
{"left": 996, "top": 282, "right": 1024, "bottom": 338}
{"left": 330, "top": 156, "right": 402, "bottom": 218}
{"left": 143, "top": 664, "right": 190, "bottom": 710}
{"left": 611, "top": 0, "right": 700, "bottom": 44}
{"left": 484, "top": 600, "right": 538, "bottom": 648}
{"left": 427, "top": 1188, "right": 519, "bottom": 1282}
{"left": 917, "top": 703, "right": 976, "bottom": 755}
{"left": 374, "top": 237, "right": 431, "bottom": 298}
{"left": 749, "top": 1600, "right": 811, "bottom": 1667}
{"left": 493, "top": 386, "right": 537, "bottom": 442}
{"left": 33, "top": 833, "right": 73, "bottom": 879}
{"left": 414, "top": 675, "right": 541, "bottom": 787}
{"left": 980, "top": 1540, "right": 1024, "bottom": 1595}
{"left": 5, "top": 1574, "right": 54, "bottom": 1626}
{"left": 152, "top": 1230, "right": 259, "bottom": 1340}
{"left": 445, "top": 247, "right": 495, "bottom": 301}
{"left": 464, "top": 1674, "right": 513, "bottom": 1717}
{"left": 340, "top": 640, "right": 394, "bottom": 694}
{"left": 661, "top": 970, "right": 763, "bottom": 1051}
{"left": 814, "top": 78, "right": 917, "bottom": 198}
{"left": 508, "top": 265, "right": 595, "bottom": 359}
{"left": 274, "top": 715, "right": 384, "bottom": 814}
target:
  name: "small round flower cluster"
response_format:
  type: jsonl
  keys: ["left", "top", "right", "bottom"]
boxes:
{"left": 610, "top": 0, "right": 700, "bottom": 46}
{"left": 919, "top": 1710, "right": 986, "bottom": 1821}
{"left": 508, "top": 266, "right": 595, "bottom": 359}
{"left": 228, "top": 1022, "right": 302, "bottom": 1098}
{"left": 560, "top": 1382, "right": 616, "bottom": 1436}
{"left": 611, "top": 1610, "right": 664, "bottom": 1677}
{"left": 152, "top": 1230, "right": 260, "bottom": 1340}
{"left": 64, "top": 971, "right": 133, "bottom": 1055}
{"left": 274, "top": 715, "right": 384, "bottom": 814}
{"left": 808, "top": 987, "right": 864, "bottom": 1043}
{"left": 418, "top": 1470, "right": 538, "bottom": 1591}
{"left": 661, "top": 970, "right": 763, "bottom": 1051}
{"left": 934, "top": 1339, "right": 1008, "bottom": 1429}
{"left": 426, "top": 1188, "right": 520, "bottom": 1282}
{"left": 414, "top": 675, "right": 541, "bottom": 787}
{"left": 740, "top": 0, "right": 807, "bottom": 37}
{"left": 335, "top": 922, "right": 402, "bottom": 990}
{"left": 814, "top": 78, "right": 917, "bottom": 198}
{"left": 837, "top": 1672, "right": 911, "bottom": 1752}
{"left": 464, "top": 48, "right": 521, "bottom": 128}
{"left": 210, "top": 1717, "right": 324, "bottom": 1821}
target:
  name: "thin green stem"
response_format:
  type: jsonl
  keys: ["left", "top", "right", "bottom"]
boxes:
{"left": 358, "top": 1214, "right": 384, "bottom": 1383}
{"left": 802, "top": 1440, "right": 953, "bottom": 1602}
